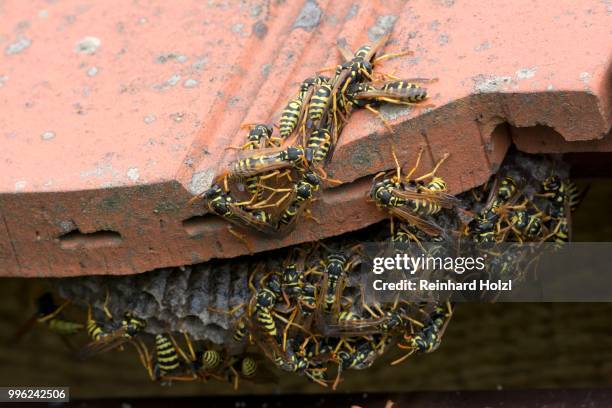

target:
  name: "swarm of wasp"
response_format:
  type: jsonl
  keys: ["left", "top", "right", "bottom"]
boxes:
{"left": 26, "top": 22, "right": 587, "bottom": 391}
{"left": 37, "top": 149, "right": 585, "bottom": 390}
{"left": 187, "top": 32, "right": 437, "bottom": 252}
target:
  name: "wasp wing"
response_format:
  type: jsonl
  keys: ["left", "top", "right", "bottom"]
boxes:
{"left": 226, "top": 203, "right": 278, "bottom": 235}
{"left": 390, "top": 187, "right": 461, "bottom": 209}
{"left": 78, "top": 328, "right": 129, "bottom": 360}
{"left": 335, "top": 39, "right": 355, "bottom": 62}
{"left": 388, "top": 207, "right": 444, "bottom": 237}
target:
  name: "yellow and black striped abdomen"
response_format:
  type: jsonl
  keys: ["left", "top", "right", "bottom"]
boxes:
{"left": 245, "top": 175, "right": 262, "bottom": 196}
{"left": 278, "top": 203, "right": 299, "bottom": 227}
{"left": 306, "top": 129, "right": 331, "bottom": 165}
{"left": 410, "top": 196, "right": 441, "bottom": 216}
{"left": 155, "top": 334, "right": 180, "bottom": 373}
{"left": 382, "top": 81, "right": 428, "bottom": 102}
{"left": 279, "top": 98, "right": 303, "bottom": 138}
{"left": 86, "top": 318, "right": 104, "bottom": 341}
{"left": 255, "top": 308, "right": 277, "bottom": 337}
{"left": 201, "top": 349, "right": 222, "bottom": 370}
{"left": 308, "top": 83, "right": 332, "bottom": 123}
{"left": 354, "top": 45, "right": 372, "bottom": 60}
{"left": 497, "top": 176, "right": 517, "bottom": 200}
{"left": 232, "top": 318, "right": 248, "bottom": 342}
{"left": 566, "top": 181, "right": 582, "bottom": 212}
{"left": 240, "top": 357, "right": 257, "bottom": 377}
{"left": 48, "top": 319, "right": 83, "bottom": 336}
{"left": 426, "top": 177, "right": 447, "bottom": 192}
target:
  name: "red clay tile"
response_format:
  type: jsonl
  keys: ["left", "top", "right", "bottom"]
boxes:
{"left": 0, "top": 0, "right": 610, "bottom": 276}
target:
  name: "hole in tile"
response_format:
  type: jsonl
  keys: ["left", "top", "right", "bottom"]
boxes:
{"left": 182, "top": 214, "right": 225, "bottom": 237}
{"left": 59, "top": 229, "right": 122, "bottom": 249}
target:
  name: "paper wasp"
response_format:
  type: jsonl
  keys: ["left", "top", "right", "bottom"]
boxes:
{"left": 346, "top": 79, "right": 436, "bottom": 130}
{"left": 14, "top": 293, "right": 83, "bottom": 350}
{"left": 371, "top": 147, "right": 460, "bottom": 237}
{"left": 189, "top": 184, "right": 278, "bottom": 236}
{"left": 79, "top": 309, "right": 147, "bottom": 362}
{"left": 278, "top": 76, "right": 320, "bottom": 139}
{"left": 392, "top": 301, "right": 453, "bottom": 365}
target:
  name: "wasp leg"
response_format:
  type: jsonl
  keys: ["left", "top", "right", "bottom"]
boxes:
{"left": 391, "top": 345, "right": 415, "bottom": 365}
{"left": 102, "top": 289, "right": 113, "bottom": 320}
{"left": 375, "top": 71, "right": 401, "bottom": 81}
{"left": 183, "top": 332, "right": 198, "bottom": 364}
{"left": 208, "top": 303, "right": 245, "bottom": 316}
{"left": 228, "top": 227, "right": 254, "bottom": 254}
{"left": 230, "top": 366, "right": 240, "bottom": 390}
{"left": 409, "top": 77, "right": 439, "bottom": 84}
{"left": 168, "top": 333, "right": 192, "bottom": 365}
{"left": 373, "top": 50, "right": 414, "bottom": 64}
{"left": 363, "top": 105, "right": 393, "bottom": 133}
{"left": 273, "top": 311, "right": 314, "bottom": 339}
{"left": 304, "top": 209, "right": 321, "bottom": 225}
{"left": 359, "top": 286, "right": 382, "bottom": 320}
{"left": 414, "top": 152, "right": 450, "bottom": 182}
{"left": 248, "top": 188, "right": 292, "bottom": 210}
{"left": 160, "top": 373, "right": 198, "bottom": 382}
{"left": 405, "top": 146, "right": 425, "bottom": 180}
{"left": 37, "top": 300, "right": 71, "bottom": 324}
{"left": 306, "top": 369, "right": 329, "bottom": 388}
{"left": 315, "top": 167, "right": 342, "bottom": 186}
{"left": 282, "top": 307, "right": 298, "bottom": 352}
{"left": 225, "top": 141, "right": 258, "bottom": 151}
{"left": 332, "top": 364, "right": 343, "bottom": 391}
{"left": 390, "top": 147, "right": 402, "bottom": 182}
{"left": 133, "top": 338, "right": 155, "bottom": 380}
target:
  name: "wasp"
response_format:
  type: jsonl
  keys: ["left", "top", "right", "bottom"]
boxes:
{"left": 566, "top": 181, "right": 587, "bottom": 212}
{"left": 278, "top": 77, "right": 319, "bottom": 139}
{"left": 279, "top": 98, "right": 305, "bottom": 139}
{"left": 14, "top": 292, "right": 83, "bottom": 347}
{"left": 406, "top": 176, "right": 453, "bottom": 217}
{"left": 370, "top": 147, "right": 459, "bottom": 237}
{"left": 314, "top": 34, "right": 393, "bottom": 132}
{"left": 332, "top": 339, "right": 379, "bottom": 389}
{"left": 305, "top": 127, "right": 334, "bottom": 167}
{"left": 469, "top": 208, "right": 499, "bottom": 243}
{"left": 249, "top": 272, "right": 283, "bottom": 341}
{"left": 307, "top": 79, "right": 333, "bottom": 127}
{"left": 346, "top": 79, "right": 435, "bottom": 129}
{"left": 233, "top": 123, "right": 280, "bottom": 201}
{"left": 543, "top": 216, "right": 570, "bottom": 246}
{"left": 469, "top": 173, "right": 525, "bottom": 243}
{"left": 299, "top": 282, "right": 318, "bottom": 317}
{"left": 322, "top": 252, "right": 349, "bottom": 313}
{"left": 325, "top": 294, "right": 423, "bottom": 339}
{"left": 233, "top": 123, "right": 277, "bottom": 150}
{"left": 79, "top": 311, "right": 147, "bottom": 359}
{"left": 190, "top": 184, "right": 277, "bottom": 236}
{"left": 270, "top": 341, "right": 328, "bottom": 387}
{"left": 276, "top": 171, "right": 322, "bottom": 230}
{"left": 220, "top": 354, "right": 278, "bottom": 390}
{"left": 154, "top": 333, "right": 182, "bottom": 377}
{"left": 392, "top": 301, "right": 452, "bottom": 365}
{"left": 228, "top": 146, "right": 308, "bottom": 180}
{"left": 537, "top": 175, "right": 575, "bottom": 247}
{"left": 232, "top": 317, "right": 249, "bottom": 343}
{"left": 497, "top": 201, "right": 545, "bottom": 242}
{"left": 327, "top": 33, "right": 413, "bottom": 116}
{"left": 282, "top": 262, "right": 304, "bottom": 302}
